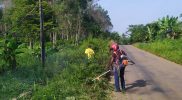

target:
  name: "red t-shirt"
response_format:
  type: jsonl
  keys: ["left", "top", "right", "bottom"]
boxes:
{"left": 112, "top": 50, "right": 122, "bottom": 63}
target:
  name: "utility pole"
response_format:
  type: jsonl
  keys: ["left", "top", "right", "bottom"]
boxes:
{"left": 39, "top": 0, "right": 45, "bottom": 67}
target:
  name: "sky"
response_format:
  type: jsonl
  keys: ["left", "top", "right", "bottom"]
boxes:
{"left": 98, "top": 0, "right": 182, "bottom": 34}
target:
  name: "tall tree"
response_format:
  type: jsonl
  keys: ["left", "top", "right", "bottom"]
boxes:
{"left": 146, "top": 22, "right": 159, "bottom": 41}
{"left": 128, "top": 24, "right": 148, "bottom": 43}
{"left": 157, "top": 16, "right": 181, "bottom": 39}
{"left": 6, "top": 0, "right": 55, "bottom": 48}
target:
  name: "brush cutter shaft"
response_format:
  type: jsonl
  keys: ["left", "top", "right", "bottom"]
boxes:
{"left": 92, "top": 70, "right": 111, "bottom": 81}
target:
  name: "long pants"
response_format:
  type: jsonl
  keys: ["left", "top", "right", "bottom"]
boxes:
{"left": 113, "top": 65, "right": 120, "bottom": 91}
{"left": 120, "top": 64, "right": 126, "bottom": 90}
{"left": 113, "top": 64, "right": 126, "bottom": 91}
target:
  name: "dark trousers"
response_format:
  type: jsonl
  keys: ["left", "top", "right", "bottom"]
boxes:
{"left": 113, "top": 64, "right": 126, "bottom": 91}
{"left": 113, "top": 65, "right": 120, "bottom": 91}
{"left": 119, "top": 64, "right": 126, "bottom": 90}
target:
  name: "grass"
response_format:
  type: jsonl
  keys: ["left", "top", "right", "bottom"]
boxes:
{"left": 0, "top": 38, "right": 111, "bottom": 99}
{"left": 31, "top": 38, "right": 111, "bottom": 100}
{"left": 134, "top": 39, "right": 182, "bottom": 65}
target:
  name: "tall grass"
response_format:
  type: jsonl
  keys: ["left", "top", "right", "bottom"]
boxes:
{"left": 0, "top": 38, "right": 111, "bottom": 99}
{"left": 134, "top": 39, "right": 182, "bottom": 64}
{"left": 31, "top": 38, "right": 111, "bottom": 99}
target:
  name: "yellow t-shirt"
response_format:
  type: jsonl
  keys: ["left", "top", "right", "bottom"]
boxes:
{"left": 85, "top": 48, "right": 95, "bottom": 59}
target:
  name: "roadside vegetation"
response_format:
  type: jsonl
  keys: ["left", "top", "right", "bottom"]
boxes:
{"left": 134, "top": 39, "right": 182, "bottom": 64}
{"left": 0, "top": 38, "right": 112, "bottom": 99}
{"left": 122, "top": 15, "right": 182, "bottom": 64}
{"left": 0, "top": 0, "right": 122, "bottom": 99}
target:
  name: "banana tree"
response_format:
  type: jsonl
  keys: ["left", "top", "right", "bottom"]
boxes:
{"left": 146, "top": 22, "right": 160, "bottom": 41}
{"left": 157, "top": 16, "right": 169, "bottom": 39}
{"left": 168, "top": 16, "right": 181, "bottom": 39}
{"left": 0, "top": 36, "right": 23, "bottom": 72}
{"left": 157, "top": 16, "right": 181, "bottom": 39}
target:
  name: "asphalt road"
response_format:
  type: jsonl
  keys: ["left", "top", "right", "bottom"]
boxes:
{"left": 111, "top": 45, "right": 182, "bottom": 100}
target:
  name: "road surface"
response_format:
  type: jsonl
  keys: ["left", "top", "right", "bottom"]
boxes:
{"left": 111, "top": 45, "right": 182, "bottom": 100}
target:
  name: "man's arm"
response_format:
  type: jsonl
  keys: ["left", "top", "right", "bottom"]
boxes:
{"left": 109, "top": 56, "right": 114, "bottom": 70}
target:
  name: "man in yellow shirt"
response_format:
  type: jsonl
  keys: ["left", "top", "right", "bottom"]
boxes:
{"left": 85, "top": 46, "right": 95, "bottom": 59}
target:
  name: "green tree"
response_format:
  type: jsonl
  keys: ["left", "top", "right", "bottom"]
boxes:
{"left": 146, "top": 22, "right": 160, "bottom": 41}
{"left": 110, "top": 31, "right": 121, "bottom": 43}
{"left": 7, "top": 0, "right": 55, "bottom": 49}
{"left": 0, "top": 35, "right": 23, "bottom": 71}
{"left": 54, "top": 0, "right": 113, "bottom": 43}
{"left": 128, "top": 24, "right": 148, "bottom": 43}
{"left": 157, "top": 15, "right": 181, "bottom": 39}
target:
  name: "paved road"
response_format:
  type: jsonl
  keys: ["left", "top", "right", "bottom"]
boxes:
{"left": 111, "top": 45, "right": 182, "bottom": 100}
